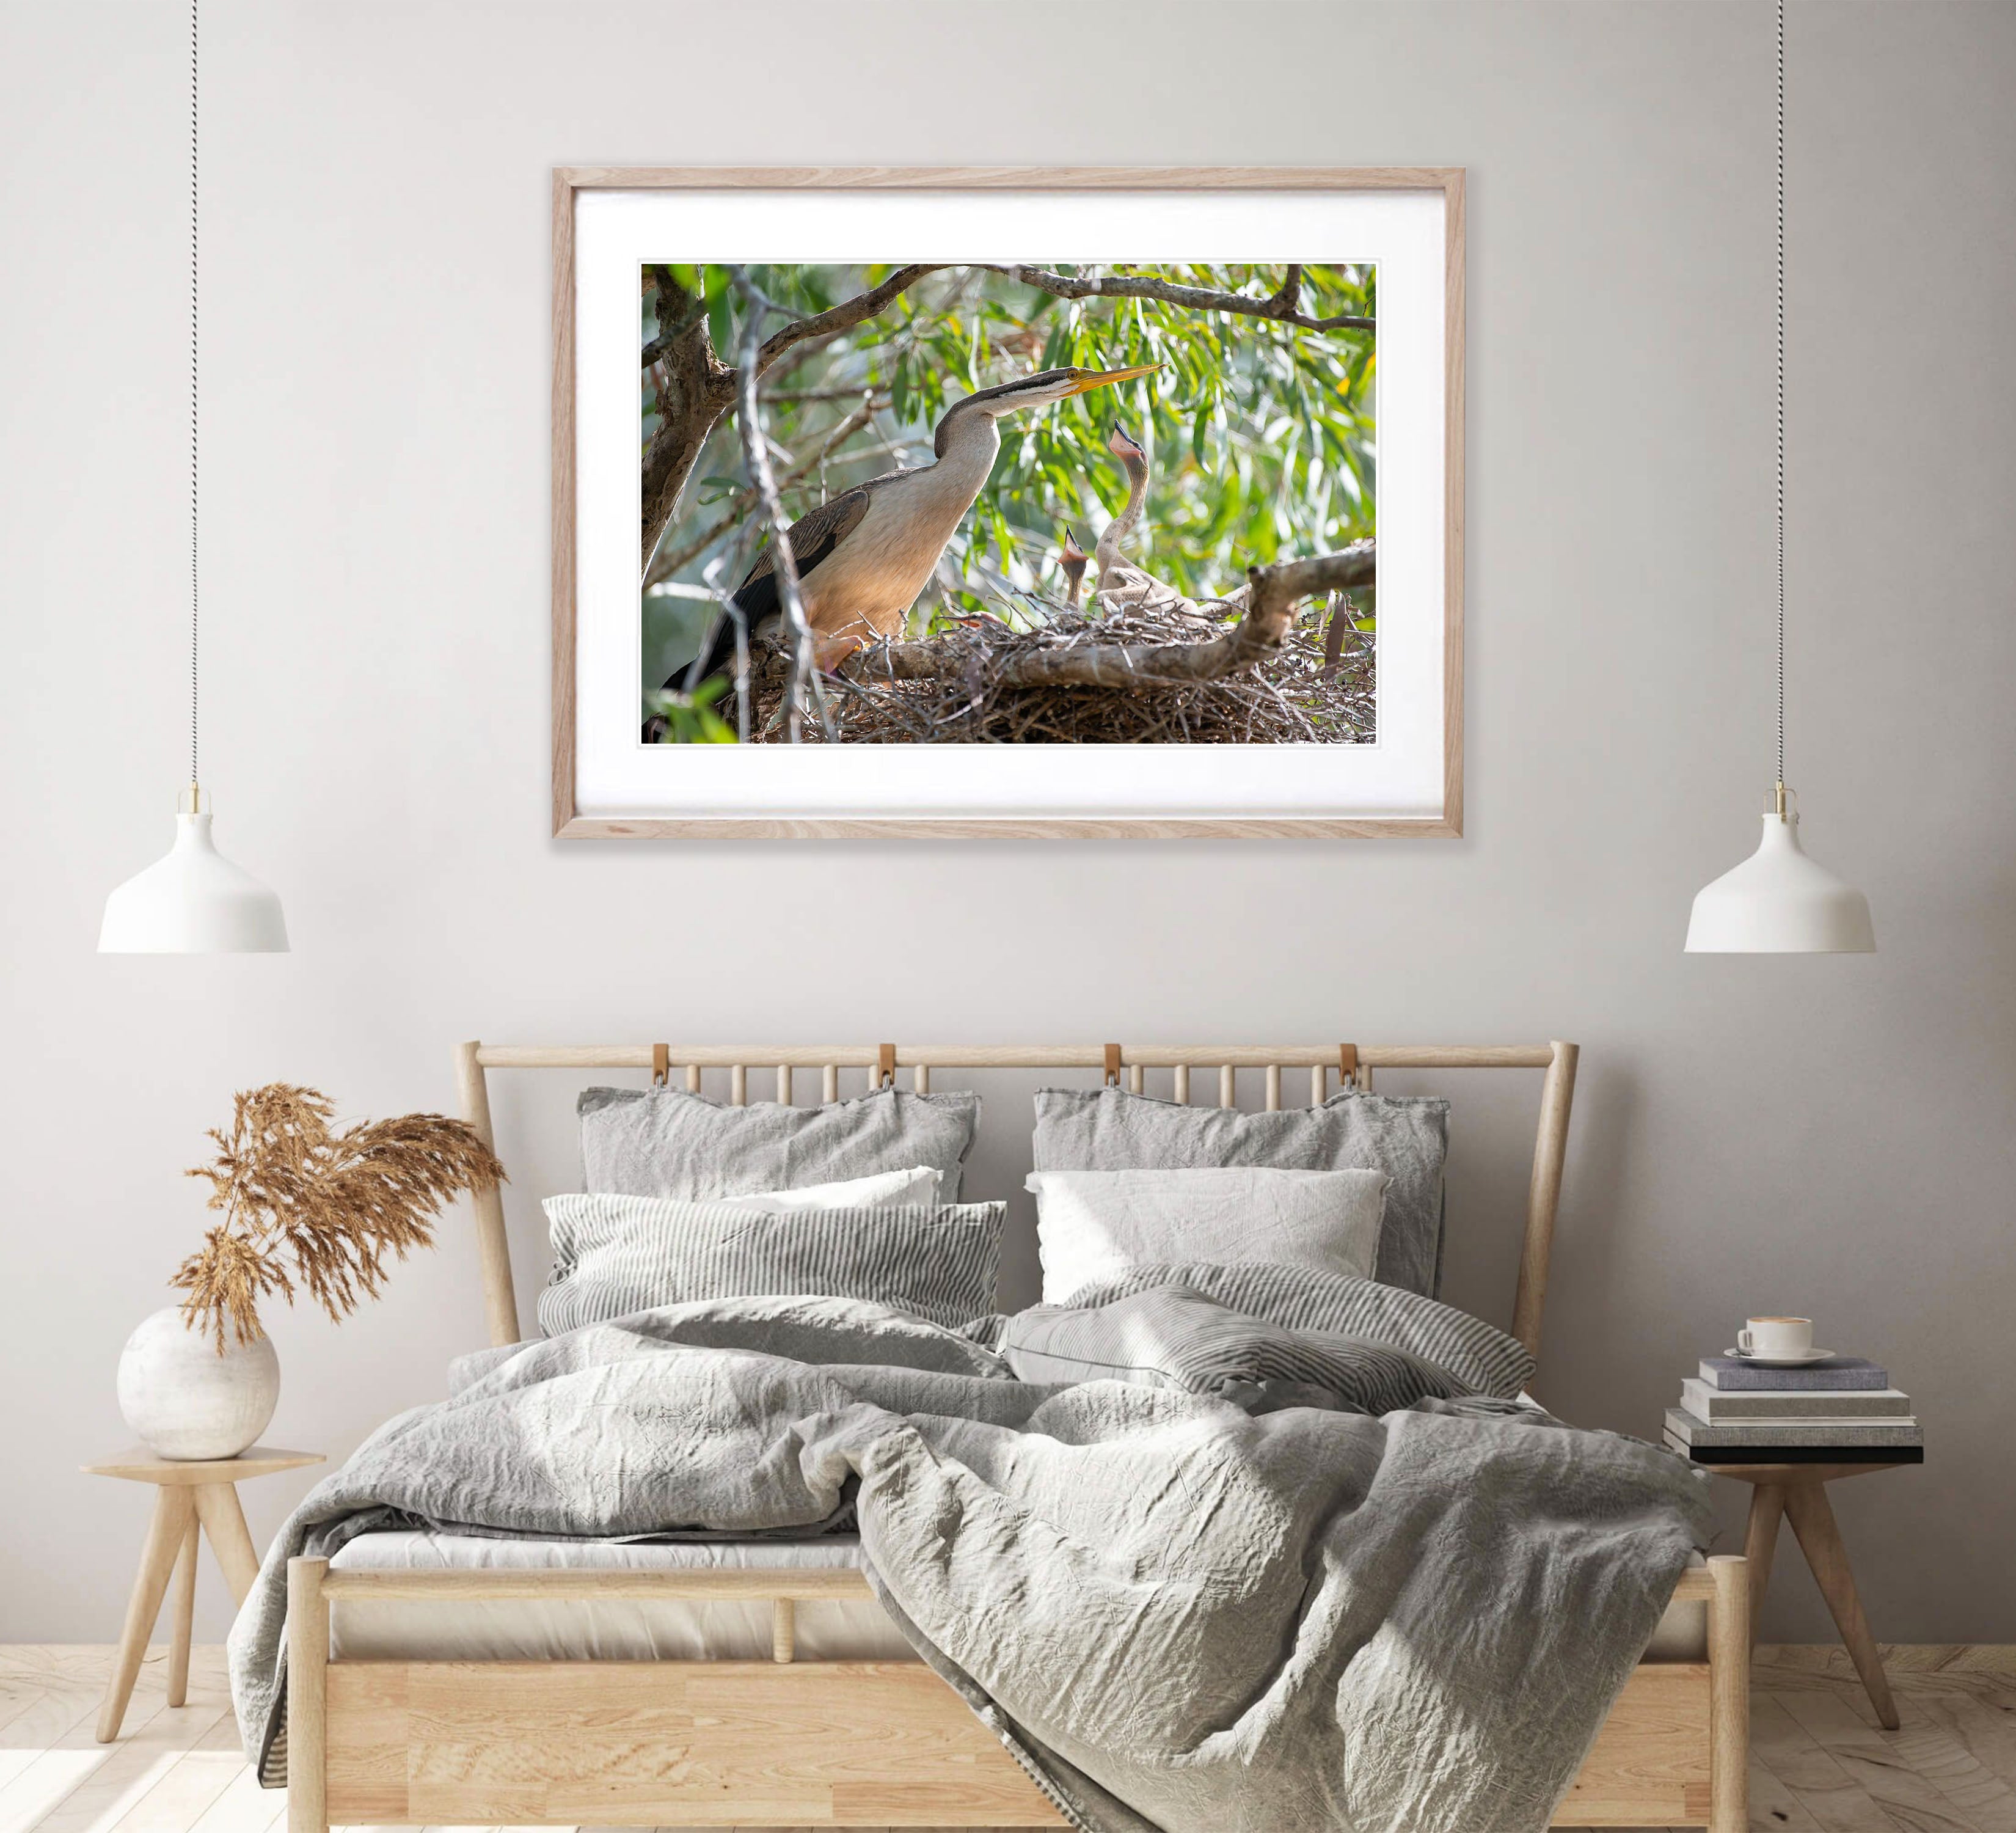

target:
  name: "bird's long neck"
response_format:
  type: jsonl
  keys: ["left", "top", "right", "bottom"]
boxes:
{"left": 1097, "top": 451, "right": 1150, "bottom": 571}
{"left": 913, "top": 403, "right": 1002, "bottom": 534}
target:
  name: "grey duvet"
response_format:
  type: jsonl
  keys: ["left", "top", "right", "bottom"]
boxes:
{"left": 229, "top": 1280, "right": 1710, "bottom": 1833}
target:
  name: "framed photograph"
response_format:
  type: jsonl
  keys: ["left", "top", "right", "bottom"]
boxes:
{"left": 553, "top": 166, "right": 1463, "bottom": 838}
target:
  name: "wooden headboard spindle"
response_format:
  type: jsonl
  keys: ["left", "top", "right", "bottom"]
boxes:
{"left": 454, "top": 1041, "right": 1580, "bottom": 1371}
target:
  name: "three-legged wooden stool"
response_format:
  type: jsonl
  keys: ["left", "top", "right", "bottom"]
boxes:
{"left": 1714, "top": 1460, "right": 1908, "bottom": 1729}
{"left": 85, "top": 1443, "right": 323, "bottom": 1741}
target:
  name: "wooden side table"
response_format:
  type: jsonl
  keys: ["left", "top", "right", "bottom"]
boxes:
{"left": 1705, "top": 1458, "right": 1910, "bottom": 1730}
{"left": 85, "top": 1443, "right": 323, "bottom": 1742}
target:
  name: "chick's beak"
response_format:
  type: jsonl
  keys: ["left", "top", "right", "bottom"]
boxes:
{"left": 1068, "top": 362, "right": 1162, "bottom": 395}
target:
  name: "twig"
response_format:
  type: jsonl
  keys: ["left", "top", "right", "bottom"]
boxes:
{"left": 647, "top": 392, "right": 884, "bottom": 586}
{"left": 753, "top": 265, "right": 952, "bottom": 376}
{"left": 762, "top": 385, "right": 896, "bottom": 403}
{"left": 977, "top": 265, "right": 1374, "bottom": 334}
{"left": 730, "top": 269, "right": 832, "bottom": 743}
{"left": 1321, "top": 593, "right": 1349, "bottom": 676}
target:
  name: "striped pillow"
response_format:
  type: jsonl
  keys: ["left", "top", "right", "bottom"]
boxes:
{"left": 539, "top": 1194, "right": 1004, "bottom": 1336}
{"left": 996, "top": 1285, "right": 1479, "bottom": 1416}
{"left": 1051, "top": 1261, "right": 1535, "bottom": 1400}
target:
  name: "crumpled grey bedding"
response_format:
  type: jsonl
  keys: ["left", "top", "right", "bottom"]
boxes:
{"left": 229, "top": 1279, "right": 1710, "bottom": 1833}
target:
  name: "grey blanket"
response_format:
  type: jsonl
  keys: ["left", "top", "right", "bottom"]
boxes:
{"left": 229, "top": 1290, "right": 1710, "bottom": 1833}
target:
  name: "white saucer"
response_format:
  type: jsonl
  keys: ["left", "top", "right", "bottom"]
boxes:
{"left": 1725, "top": 1347, "right": 1836, "bottom": 1367}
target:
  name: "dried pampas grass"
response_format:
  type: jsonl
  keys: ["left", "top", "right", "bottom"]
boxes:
{"left": 174, "top": 1084, "right": 507, "bottom": 1351}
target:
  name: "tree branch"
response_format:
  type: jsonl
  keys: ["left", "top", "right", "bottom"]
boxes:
{"left": 646, "top": 392, "right": 884, "bottom": 587}
{"left": 977, "top": 265, "right": 1373, "bottom": 334}
{"left": 1242, "top": 544, "right": 1378, "bottom": 626}
{"left": 641, "top": 267, "right": 736, "bottom": 575}
{"left": 842, "top": 542, "right": 1375, "bottom": 691}
{"left": 730, "top": 269, "right": 834, "bottom": 743}
{"left": 638, "top": 294, "right": 711, "bottom": 368}
{"left": 753, "top": 265, "right": 953, "bottom": 376}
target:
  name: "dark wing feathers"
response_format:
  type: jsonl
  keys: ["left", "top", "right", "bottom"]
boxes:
{"left": 727, "top": 483, "right": 877, "bottom": 631}
{"left": 673, "top": 477, "right": 892, "bottom": 693}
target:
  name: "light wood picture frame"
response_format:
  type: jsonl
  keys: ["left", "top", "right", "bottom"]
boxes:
{"left": 552, "top": 167, "right": 1466, "bottom": 839}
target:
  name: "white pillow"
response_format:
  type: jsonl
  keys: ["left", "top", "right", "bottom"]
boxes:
{"left": 1026, "top": 1166, "right": 1389, "bottom": 1303}
{"left": 718, "top": 1165, "right": 940, "bottom": 1211}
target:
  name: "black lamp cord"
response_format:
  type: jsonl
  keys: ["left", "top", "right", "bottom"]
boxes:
{"left": 188, "top": 0, "right": 200, "bottom": 794}
{"left": 1775, "top": 0, "right": 1786, "bottom": 794}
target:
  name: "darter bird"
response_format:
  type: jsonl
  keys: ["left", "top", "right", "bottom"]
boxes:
{"left": 1058, "top": 530, "right": 1090, "bottom": 610}
{"left": 672, "top": 364, "right": 1160, "bottom": 700}
{"left": 1091, "top": 425, "right": 1196, "bottom": 619}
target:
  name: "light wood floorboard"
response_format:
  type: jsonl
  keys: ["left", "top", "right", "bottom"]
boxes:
{"left": 3, "top": 1647, "right": 2014, "bottom": 1833}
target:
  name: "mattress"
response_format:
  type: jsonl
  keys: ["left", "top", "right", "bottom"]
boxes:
{"left": 327, "top": 1531, "right": 912, "bottom": 1662}
{"left": 327, "top": 1529, "right": 1709, "bottom": 1663}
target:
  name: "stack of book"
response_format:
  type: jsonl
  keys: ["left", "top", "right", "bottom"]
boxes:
{"left": 1665, "top": 1356, "right": 1923, "bottom": 1463}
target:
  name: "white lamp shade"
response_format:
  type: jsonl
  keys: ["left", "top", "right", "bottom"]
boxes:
{"left": 99, "top": 808, "right": 289, "bottom": 954}
{"left": 1685, "top": 813, "right": 1874, "bottom": 954}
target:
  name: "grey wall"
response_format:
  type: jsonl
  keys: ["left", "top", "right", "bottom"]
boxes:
{"left": 2, "top": 0, "right": 2012, "bottom": 1645}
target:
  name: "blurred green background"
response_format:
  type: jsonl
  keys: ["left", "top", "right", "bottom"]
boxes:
{"left": 642, "top": 263, "right": 1376, "bottom": 697}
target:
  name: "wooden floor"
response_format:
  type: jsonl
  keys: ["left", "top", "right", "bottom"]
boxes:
{"left": 3, "top": 1645, "right": 2013, "bottom": 1833}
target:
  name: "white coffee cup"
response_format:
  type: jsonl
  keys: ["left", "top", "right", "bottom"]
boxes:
{"left": 1739, "top": 1316, "right": 1814, "bottom": 1359}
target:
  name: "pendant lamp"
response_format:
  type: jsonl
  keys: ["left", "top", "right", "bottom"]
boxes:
{"left": 100, "top": 0, "right": 288, "bottom": 954}
{"left": 1685, "top": 0, "right": 1872, "bottom": 956}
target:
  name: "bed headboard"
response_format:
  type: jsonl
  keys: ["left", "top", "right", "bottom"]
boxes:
{"left": 454, "top": 1040, "right": 1579, "bottom": 1367}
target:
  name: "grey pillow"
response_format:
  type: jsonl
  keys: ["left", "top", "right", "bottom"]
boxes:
{"left": 1032, "top": 1086, "right": 1448, "bottom": 1295}
{"left": 580, "top": 1085, "right": 979, "bottom": 1204}
{"left": 995, "top": 1284, "right": 1481, "bottom": 1415}
{"left": 539, "top": 1194, "right": 1005, "bottom": 1334}
{"left": 1052, "top": 1262, "right": 1535, "bottom": 1400}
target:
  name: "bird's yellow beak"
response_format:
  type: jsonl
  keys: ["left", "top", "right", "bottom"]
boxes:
{"left": 1068, "top": 362, "right": 1162, "bottom": 395}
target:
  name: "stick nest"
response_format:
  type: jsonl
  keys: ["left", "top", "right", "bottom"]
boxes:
{"left": 744, "top": 595, "right": 1375, "bottom": 745}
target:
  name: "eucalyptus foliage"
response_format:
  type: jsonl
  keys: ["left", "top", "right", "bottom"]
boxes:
{"left": 641, "top": 263, "right": 1375, "bottom": 689}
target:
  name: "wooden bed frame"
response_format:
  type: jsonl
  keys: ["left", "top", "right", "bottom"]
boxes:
{"left": 285, "top": 1041, "right": 1748, "bottom": 1832}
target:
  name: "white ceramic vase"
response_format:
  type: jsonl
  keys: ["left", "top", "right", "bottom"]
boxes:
{"left": 117, "top": 1307, "right": 279, "bottom": 1460}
